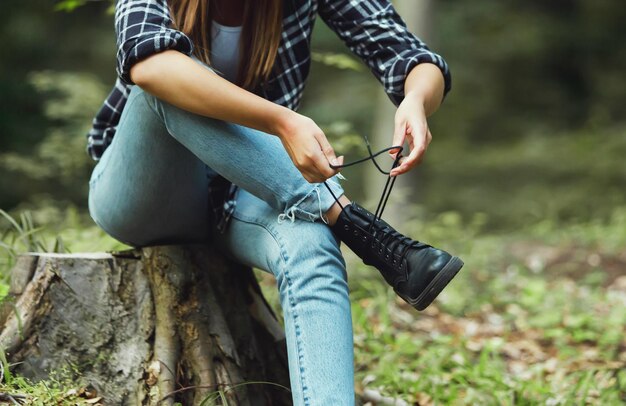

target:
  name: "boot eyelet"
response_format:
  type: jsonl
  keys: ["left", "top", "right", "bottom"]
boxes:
{"left": 362, "top": 236, "right": 367, "bottom": 242}
{"left": 344, "top": 225, "right": 350, "bottom": 231}
{"left": 353, "top": 230, "right": 359, "bottom": 236}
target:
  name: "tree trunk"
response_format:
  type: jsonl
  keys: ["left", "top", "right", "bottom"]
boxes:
{"left": 0, "top": 245, "right": 291, "bottom": 405}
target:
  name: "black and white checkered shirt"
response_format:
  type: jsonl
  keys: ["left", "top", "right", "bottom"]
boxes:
{"left": 85, "top": 0, "right": 451, "bottom": 161}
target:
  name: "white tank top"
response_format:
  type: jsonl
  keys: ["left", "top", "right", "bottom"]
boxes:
{"left": 210, "top": 20, "right": 242, "bottom": 83}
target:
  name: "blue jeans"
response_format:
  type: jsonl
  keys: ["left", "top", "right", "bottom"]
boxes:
{"left": 87, "top": 72, "right": 355, "bottom": 404}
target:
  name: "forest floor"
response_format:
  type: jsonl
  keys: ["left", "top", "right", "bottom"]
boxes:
{"left": 0, "top": 207, "right": 625, "bottom": 405}
{"left": 258, "top": 209, "right": 626, "bottom": 405}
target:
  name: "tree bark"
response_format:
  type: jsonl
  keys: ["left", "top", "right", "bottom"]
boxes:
{"left": 0, "top": 245, "right": 291, "bottom": 405}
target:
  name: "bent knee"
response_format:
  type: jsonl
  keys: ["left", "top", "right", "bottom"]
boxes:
{"left": 88, "top": 187, "right": 209, "bottom": 247}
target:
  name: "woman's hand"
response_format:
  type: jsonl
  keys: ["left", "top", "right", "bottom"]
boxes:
{"left": 275, "top": 111, "right": 344, "bottom": 183}
{"left": 389, "top": 92, "right": 432, "bottom": 177}
{"left": 389, "top": 63, "right": 446, "bottom": 177}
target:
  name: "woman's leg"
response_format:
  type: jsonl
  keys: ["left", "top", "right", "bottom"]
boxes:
{"left": 88, "top": 83, "right": 345, "bottom": 245}
{"left": 220, "top": 188, "right": 355, "bottom": 406}
{"left": 87, "top": 77, "right": 354, "bottom": 405}
{"left": 146, "top": 83, "right": 343, "bottom": 220}
{"left": 88, "top": 90, "right": 214, "bottom": 246}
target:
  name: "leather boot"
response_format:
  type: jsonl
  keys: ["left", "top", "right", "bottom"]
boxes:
{"left": 331, "top": 202, "right": 463, "bottom": 311}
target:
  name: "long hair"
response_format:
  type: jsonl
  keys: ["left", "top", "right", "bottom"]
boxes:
{"left": 168, "top": 0, "right": 283, "bottom": 91}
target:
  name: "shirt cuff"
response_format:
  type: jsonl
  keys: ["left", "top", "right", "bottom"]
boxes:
{"left": 116, "top": 30, "right": 194, "bottom": 86}
{"left": 385, "top": 49, "right": 452, "bottom": 107}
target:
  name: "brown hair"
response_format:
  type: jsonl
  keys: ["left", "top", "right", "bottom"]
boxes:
{"left": 168, "top": 0, "right": 283, "bottom": 91}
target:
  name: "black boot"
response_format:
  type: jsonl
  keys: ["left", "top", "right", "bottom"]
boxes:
{"left": 331, "top": 202, "right": 463, "bottom": 311}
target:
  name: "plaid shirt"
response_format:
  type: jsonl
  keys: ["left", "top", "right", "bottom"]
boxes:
{"left": 85, "top": 0, "right": 451, "bottom": 161}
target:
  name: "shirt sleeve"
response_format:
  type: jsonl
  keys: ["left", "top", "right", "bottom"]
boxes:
{"left": 318, "top": 0, "right": 452, "bottom": 106}
{"left": 115, "top": 0, "right": 194, "bottom": 85}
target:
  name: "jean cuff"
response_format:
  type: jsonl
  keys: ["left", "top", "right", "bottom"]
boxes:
{"left": 277, "top": 175, "right": 345, "bottom": 224}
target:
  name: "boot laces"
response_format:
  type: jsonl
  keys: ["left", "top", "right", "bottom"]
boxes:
{"left": 322, "top": 135, "right": 429, "bottom": 268}
{"left": 375, "top": 221, "right": 428, "bottom": 268}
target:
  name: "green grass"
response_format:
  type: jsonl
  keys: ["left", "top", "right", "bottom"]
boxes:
{"left": 0, "top": 363, "right": 101, "bottom": 405}
{"left": 341, "top": 207, "right": 626, "bottom": 405}
{"left": 1, "top": 202, "right": 625, "bottom": 405}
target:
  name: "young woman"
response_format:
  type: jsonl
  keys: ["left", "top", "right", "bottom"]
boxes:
{"left": 86, "top": 0, "right": 463, "bottom": 404}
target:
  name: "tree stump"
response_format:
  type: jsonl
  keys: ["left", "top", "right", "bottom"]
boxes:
{"left": 0, "top": 245, "right": 292, "bottom": 405}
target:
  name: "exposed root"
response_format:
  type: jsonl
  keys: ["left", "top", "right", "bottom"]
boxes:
{"left": 0, "top": 257, "right": 55, "bottom": 355}
{"left": 2, "top": 246, "right": 291, "bottom": 406}
{"left": 143, "top": 247, "right": 180, "bottom": 406}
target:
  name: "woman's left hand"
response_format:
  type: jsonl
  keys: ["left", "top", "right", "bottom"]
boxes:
{"left": 389, "top": 91, "right": 433, "bottom": 177}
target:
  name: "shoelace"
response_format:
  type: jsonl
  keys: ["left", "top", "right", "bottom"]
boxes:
{"left": 323, "top": 136, "right": 429, "bottom": 269}
{"left": 323, "top": 135, "right": 403, "bottom": 229}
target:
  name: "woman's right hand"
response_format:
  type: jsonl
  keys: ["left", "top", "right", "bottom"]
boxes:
{"left": 274, "top": 111, "right": 344, "bottom": 183}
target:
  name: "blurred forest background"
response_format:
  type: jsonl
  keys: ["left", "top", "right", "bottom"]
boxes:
{"left": 0, "top": 0, "right": 624, "bottom": 404}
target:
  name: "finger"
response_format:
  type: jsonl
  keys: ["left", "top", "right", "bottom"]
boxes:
{"left": 391, "top": 123, "right": 428, "bottom": 176}
{"left": 391, "top": 119, "right": 407, "bottom": 158}
{"left": 414, "top": 127, "right": 432, "bottom": 164}
{"left": 312, "top": 133, "right": 340, "bottom": 180}
{"left": 333, "top": 155, "right": 344, "bottom": 168}
{"left": 294, "top": 143, "right": 333, "bottom": 181}
{"left": 313, "top": 131, "right": 338, "bottom": 166}
{"left": 394, "top": 135, "right": 415, "bottom": 169}
{"left": 311, "top": 149, "right": 338, "bottom": 180}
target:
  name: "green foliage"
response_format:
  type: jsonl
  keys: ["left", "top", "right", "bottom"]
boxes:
{"left": 0, "top": 204, "right": 129, "bottom": 288}
{"left": 1, "top": 70, "right": 105, "bottom": 184}
{"left": 1, "top": 1, "right": 625, "bottom": 404}
{"left": 0, "top": 70, "right": 107, "bottom": 214}
{"left": 54, "top": 0, "right": 115, "bottom": 14}
{"left": 343, "top": 212, "right": 626, "bottom": 405}
{"left": 435, "top": 0, "right": 626, "bottom": 142}
{"left": 251, "top": 208, "right": 626, "bottom": 405}
{"left": 54, "top": 0, "right": 87, "bottom": 12}
{"left": 1, "top": 188, "right": 624, "bottom": 404}
{"left": 419, "top": 126, "right": 626, "bottom": 231}
{"left": 321, "top": 120, "right": 368, "bottom": 156}
{"left": 311, "top": 51, "right": 364, "bottom": 72}
{"left": 0, "top": 363, "right": 101, "bottom": 405}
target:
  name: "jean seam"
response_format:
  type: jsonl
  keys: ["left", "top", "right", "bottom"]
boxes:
{"left": 230, "top": 213, "right": 311, "bottom": 405}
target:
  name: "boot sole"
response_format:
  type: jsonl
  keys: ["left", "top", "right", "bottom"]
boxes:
{"left": 395, "top": 256, "right": 464, "bottom": 311}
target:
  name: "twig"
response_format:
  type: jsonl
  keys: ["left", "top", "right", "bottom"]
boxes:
{"left": 362, "top": 388, "right": 409, "bottom": 406}
{"left": 160, "top": 380, "right": 291, "bottom": 402}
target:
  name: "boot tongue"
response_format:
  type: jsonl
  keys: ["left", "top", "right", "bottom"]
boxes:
{"left": 333, "top": 202, "right": 373, "bottom": 231}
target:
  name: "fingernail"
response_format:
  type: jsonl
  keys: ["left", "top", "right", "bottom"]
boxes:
{"left": 331, "top": 158, "right": 338, "bottom": 165}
